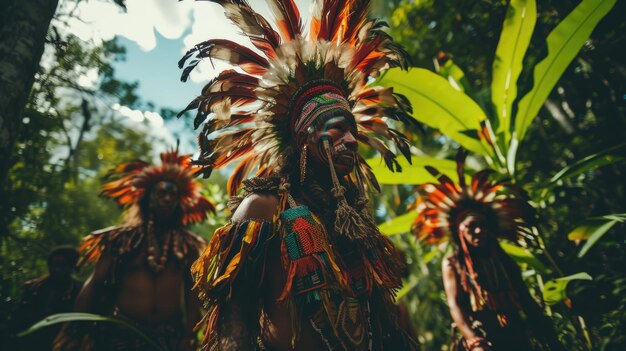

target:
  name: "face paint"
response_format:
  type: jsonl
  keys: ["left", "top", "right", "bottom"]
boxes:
{"left": 314, "top": 116, "right": 357, "bottom": 164}
{"left": 334, "top": 144, "right": 348, "bottom": 153}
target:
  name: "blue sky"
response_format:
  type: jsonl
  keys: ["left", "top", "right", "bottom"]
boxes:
{"left": 113, "top": 33, "right": 203, "bottom": 112}
{"left": 53, "top": 0, "right": 307, "bottom": 152}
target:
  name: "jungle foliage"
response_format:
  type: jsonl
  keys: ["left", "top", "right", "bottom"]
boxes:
{"left": 0, "top": 0, "right": 624, "bottom": 350}
{"left": 370, "top": 0, "right": 625, "bottom": 349}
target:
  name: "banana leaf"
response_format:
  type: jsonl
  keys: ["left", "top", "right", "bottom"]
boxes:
{"left": 514, "top": 0, "right": 616, "bottom": 142}
{"left": 500, "top": 241, "right": 549, "bottom": 273}
{"left": 366, "top": 155, "right": 461, "bottom": 185}
{"left": 492, "top": 0, "right": 536, "bottom": 146}
{"left": 378, "top": 211, "right": 418, "bottom": 236}
{"left": 375, "top": 68, "right": 493, "bottom": 158}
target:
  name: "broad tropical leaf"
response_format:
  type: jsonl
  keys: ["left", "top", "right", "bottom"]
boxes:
{"left": 18, "top": 313, "right": 166, "bottom": 351}
{"left": 366, "top": 156, "right": 462, "bottom": 185}
{"left": 378, "top": 211, "right": 418, "bottom": 236}
{"left": 568, "top": 213, "right": 626, "bottom": 257}
{"left": 435, "top": 56, "right": 472, "bottom": 94}
{"left": 514, "top": 0, "right": 616, "bottom": 142}
{"left": 500, "top": 241, "right": 549, "bottom": 273}
{"left": 492, "top": 0, "right": 536, "bottom": 145}
{"left": 542, "top": 272, "right": 592, "bottom": 305}
{"left": 375, "top": 68, "right": 493, "bottom": 157}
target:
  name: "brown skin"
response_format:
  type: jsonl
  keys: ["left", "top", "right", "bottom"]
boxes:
{"left": 216, "top": 114, "right": 359, "bottom": 350}
{"left": 442, "top": 215, "right": 500, "bottom": 350}
{"left": 298, "top": 114, "right": 359, "bottom": 183}
{"left": 75, "top": 181, "right": 201, "bottom": 350}
{"left": 442, "top": 214, "right": 564, "bottom": 351}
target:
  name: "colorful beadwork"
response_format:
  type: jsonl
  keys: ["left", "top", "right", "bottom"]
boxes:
{"left": 279, "top": 206, "right": 339, "bottom": 301}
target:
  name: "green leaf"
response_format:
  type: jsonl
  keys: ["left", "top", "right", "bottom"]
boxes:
{"left": 378, "top": 211, "right": 418, "bottom": 236}
{"left": 18, "top": 313, "right": 166, "bottom": 351}
{"left": 500, "top": 241, "right": 549, "bottom": 273}
{"left": 422, "top": 247, "right": 440, "bottom": 264}
{"left": 567, "top": 217, "right": 622, "bottom": 258}
{"left": 492, "top": 0, "right": 537, "bottom": 146}
{"left": 436, "top": 58, "right": 473, "bottom": 94}
{"left": 542, "top": 272, "right": 593, "bottom": 305}
{"left": 396, "top": 277, "right": 419, "bottom": 300}
{"left": 514, "top": 0, "right": 616, "bottom": 142}
{"left": 549, "top": 142, "right": 626, "bottom": 185}
{"left": 539, "top": 143, "right": 626, "bottom": 200}
{"left": 366, "top": 156, "right": 461, "bottom": 185}
{"left": 375, "top": 68, "right": 493, "bottom": 157}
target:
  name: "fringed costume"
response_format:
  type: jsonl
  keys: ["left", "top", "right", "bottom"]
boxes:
{"left": 80, "top": 149, "right": 213, "bottom": 280}
{"left": 412, "top": 151, "right": 562, "bottom": 351}
{"left": 54, "top": 149, "right": 214, "bottom": 351}
{"left": 180, "top": 0, "right": 419, "bottom": 349}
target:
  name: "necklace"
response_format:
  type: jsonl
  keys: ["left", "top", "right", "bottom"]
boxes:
{"left": 145, "top": 220, "right": 173, "bottom": 272}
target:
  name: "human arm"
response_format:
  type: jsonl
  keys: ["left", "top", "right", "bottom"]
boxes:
{"left": 442, "top": 257, "right": 491, "bottom": 351}
{"left": 192, "top": 191, "right": 279, "bottom": 350}
{"left": 74, "top": 250, "right": 112, "bottom": 313}
{"left": 220, "top": 193, "right": 278, "bottom": 350}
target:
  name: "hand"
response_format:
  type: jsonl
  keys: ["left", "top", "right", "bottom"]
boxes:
{"left": 467, "top": 337, "right": 491, "bottom": 351}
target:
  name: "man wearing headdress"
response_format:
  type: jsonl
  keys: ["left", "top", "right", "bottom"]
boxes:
{"left": 54, "top": 149, "right": 214, "bottom": 351}
{"left": 179, "top": 0, "right": 420, "bottom": 350}
{"left": 412, "top": 152, "right": 565, "bottom": 351}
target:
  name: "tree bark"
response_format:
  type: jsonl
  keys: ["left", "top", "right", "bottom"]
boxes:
{"left": 0, "top": 0, "right": 59, "bottom": 231}
{"left": 0, "top": 0, "right": 59, "bottom": 239}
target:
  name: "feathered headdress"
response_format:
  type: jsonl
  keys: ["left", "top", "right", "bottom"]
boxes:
{"left": 101, "top": 148, "right": 216, "bottom": 225}
{"left": 411, "top": 151, "right": 536, "bottom": 326}
{"left": 178, "top": 0, "right": 418, "bottom": 196}
{"left": 412, "top": 151, "right": 534, "bottom": 246}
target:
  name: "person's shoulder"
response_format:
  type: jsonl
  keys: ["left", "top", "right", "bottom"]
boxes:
{"left": 22, "top": 276, "right": 48, "bottom": 293}
{"left": 230, "top": 176, "right": 282, "bottom": 223}
{"left": 232, "top": 193, "right": 280, "bottom": 222}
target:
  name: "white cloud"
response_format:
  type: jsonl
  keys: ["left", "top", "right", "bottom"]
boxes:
{"left": 77, "top": 67, "right": 100, "bottom": 89}
{"left": 114, "top": 104, "right": 174, "bottom": 144}
{"left": 58, "top": 0, "right": 194, "bottom": 51}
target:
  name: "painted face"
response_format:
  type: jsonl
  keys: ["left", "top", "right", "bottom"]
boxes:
{"left": 149, "top": 181, "right": 180, "bottom": 217}
{"left": 305, "top": 114, "right": 358, "bottom": 176}
{"left": 458, "top": 214, "right": 489, "bottom": 248}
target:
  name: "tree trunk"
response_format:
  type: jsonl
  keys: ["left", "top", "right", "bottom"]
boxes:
{"left": 0, "top": 0, "right": 59, "bottom": 231}
{"left": 0, "top": 0, "right": 59, "bottom": 182}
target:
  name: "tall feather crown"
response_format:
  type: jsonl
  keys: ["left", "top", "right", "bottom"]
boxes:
{"left": 412, "top": 152, "right": 534, "bottom": 246}
{"left": 101, "top": 149, "right": 216, "bottom": 225}
{"left": 179, "top": 0, "right": 417, "bottom": 195}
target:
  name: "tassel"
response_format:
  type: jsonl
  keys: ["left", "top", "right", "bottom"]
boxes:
{"left": 322, "top": 139, "right": 369, "bottom": 242}
{"left": 300, "top": 144, "right": 308, "bottom": 183}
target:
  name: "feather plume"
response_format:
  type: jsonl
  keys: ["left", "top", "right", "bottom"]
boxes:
{"left": 227, "top": 154, "right": 258, "bottom": 196}
{"left": 180, "top": 0, "right": 414, "bottom": 202}
{"left": 267, "top": 0, "right": 302, "bottom": 41}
